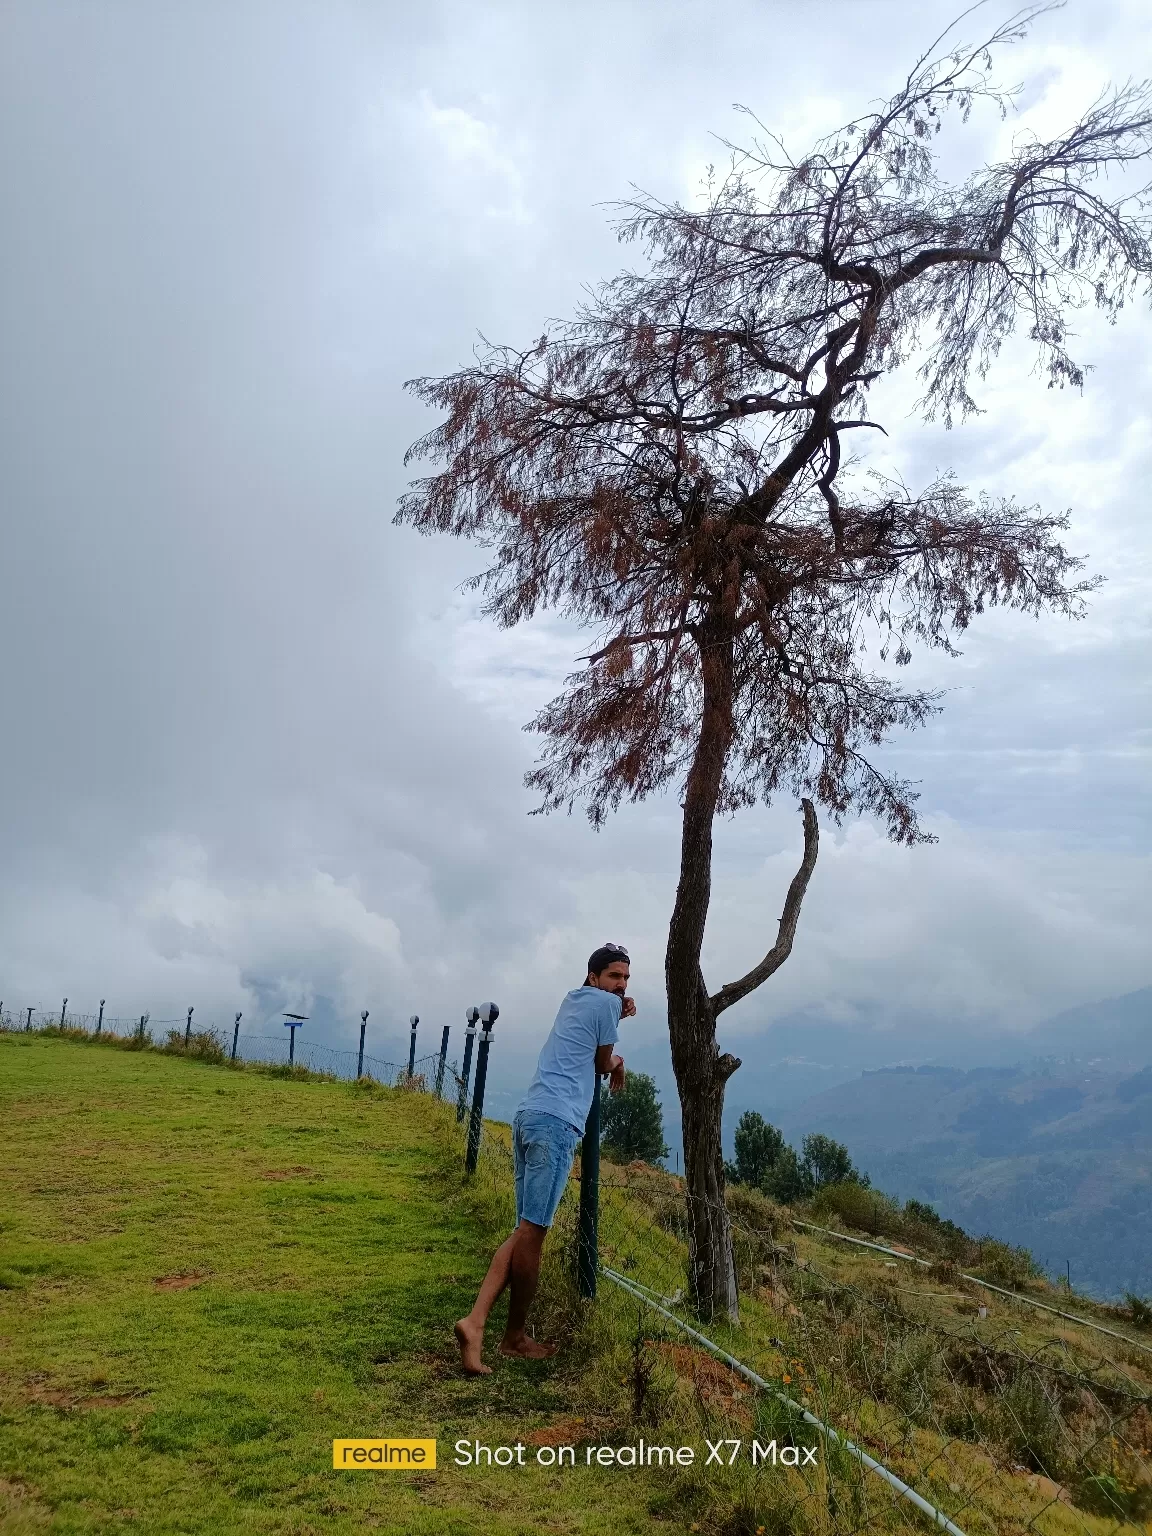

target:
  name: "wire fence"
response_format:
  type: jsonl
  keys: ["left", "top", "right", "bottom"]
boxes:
{"left": 0, "top": 1005, "right": 460, "bottom": 1090}
{"left": 6, "top": 1009, "right": 1151, "bottom": 1532}
{"left": 442, "top": 1102, "right": 1152, "bottom": 1535}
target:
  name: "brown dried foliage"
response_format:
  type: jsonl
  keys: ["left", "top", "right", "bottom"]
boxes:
{"left": 397, "top": 8, "right": 1147, "bottom": 843}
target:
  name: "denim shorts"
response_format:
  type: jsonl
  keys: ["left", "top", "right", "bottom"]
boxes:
{"left": 512, "top": 1109, "right": 582, "bottom": 1228}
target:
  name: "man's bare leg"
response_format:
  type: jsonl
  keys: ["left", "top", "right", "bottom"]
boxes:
{"left": 454, "top": 1229, "right": 518, "bottom": 1375}
{"left": 499, "top": 1220, "right": 557, "bottom": 1360}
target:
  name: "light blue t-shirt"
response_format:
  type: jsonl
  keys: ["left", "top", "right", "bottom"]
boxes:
{"left": 518, "top": 987, "right": 621, "bottom": 1133}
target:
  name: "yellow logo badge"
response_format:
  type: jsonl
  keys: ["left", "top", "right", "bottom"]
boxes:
{"left": 333, "top": 1439, "right": 436, "bottom": 1470}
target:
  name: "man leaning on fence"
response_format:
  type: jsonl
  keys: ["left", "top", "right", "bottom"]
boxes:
{"left": 454, "top": 943, "right": 633, "bottom": 1374}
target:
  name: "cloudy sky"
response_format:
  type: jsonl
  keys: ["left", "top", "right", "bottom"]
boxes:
{"left": 2, "top": 0, "right": 1149, "bottom": 1077}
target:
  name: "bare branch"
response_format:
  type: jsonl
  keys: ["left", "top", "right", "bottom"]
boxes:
{"left": 709, "top": 798, "right": 820, "bottom": 1017}
{"left": 577, "top": 625, "right": 688, "bottom": 664}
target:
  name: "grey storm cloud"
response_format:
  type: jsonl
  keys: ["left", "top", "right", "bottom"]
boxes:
{"left": 1, "top": 0, "right": 1149, "bottom": 1062}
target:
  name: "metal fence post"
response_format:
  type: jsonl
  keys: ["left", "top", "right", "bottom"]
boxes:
{"left": 578, "top": 1083, "right": 602, "bottom": 1298}
{"left": 60, "top": 997, "right": 68, "bottom": 1026}
{"left": 184, "top": 1006, "right": 194, "bottom": 1046}
{"left": 456, "top": 1008, "right": 479, "bottom": 1122}
{"left": 357, "top": 1010, "right": 369, "bottom": 1078}
{"left": 96, "top": 999, "right": 105, "bottom": 1037}
{"left": 435, "top": 1025, "right": 450, "bottom": 1098}
{"left": 137, "top": 1012, "right": 149, "bottom": 1041}
{"left": 231, "top": 1012, "right": 242, "bottom": 1060}
{"left": 407, "top": 1014, "right": 419, "bottom": 1079}
{"left": 465, "top": 1002, "right": 498, "bottom": 1174}
{"left": 26, "top": 1007, "right": 34, "bottom": 1032}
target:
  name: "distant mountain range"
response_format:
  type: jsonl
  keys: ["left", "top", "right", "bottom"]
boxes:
{"left": 773, "top": 1056, "right": 1152, "bottom": 1299}
{"left": 625, "top": 986, "right": 1152, "bottom": 1300}
{"left": 715, "top": 984, "right": 1152, "bottom": 1109}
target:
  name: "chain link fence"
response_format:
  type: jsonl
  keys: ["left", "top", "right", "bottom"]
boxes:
{"left": 0, "top": 1007, "right": 455, "bottom": 1093}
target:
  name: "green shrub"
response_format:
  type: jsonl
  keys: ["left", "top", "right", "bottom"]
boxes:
{"left": 724, "top": 1184, "right": 786, "bottom": 1291}
{"left": 717, "top": 1491, "right": 811, "bottom": 1536}
{"left": 988, "top": 1374, "right": 1067, "bottom": 1478}
{"left": 725, "top": 1183, "right": 785, "bottom": 1236}
{"left": 810, "top": 1180, "right": 900, "bottom": 1237}
{"left": 650, "top": 1193, "right": 687, "bottom": 1237}
{"left": 883, "top": 1333, "right": 943, "bottom": 1424}
{"left": 1124, "top": 1292, "right": 1152, "bottom": 1329}
{"left": 926, "top": 1256, "right": 963, "bottom": 1285}
{"left": 972, "top": 1238, "right": 1043, "bottom": 1290}
{"left": 1077, "top": 1470, "right": 1152, "bottom": 1521}
{"left": 163, "top": 1028, "right": 227, "bottom": 1064}
{"left": 253, "top": 1061, "right": 335, "bottom": 1083}
{"left": 900, "top": 1199, "right": 972, "bottom": 1258}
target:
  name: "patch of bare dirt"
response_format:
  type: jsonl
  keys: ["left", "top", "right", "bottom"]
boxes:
{"left": 259, "top": 1166, "right": 313, "bottom": 1180}
{"left": 1015, "top": 1470, "right": 1072, "bottom": 1504}
{"left": 26, "top": 1387, "right": 75, "bottom": 1408}
{"left": 25, "top": 1380, "right": 144, "bottom": 1410}
{"left": 524, "top": 1418, "right": 603, "bottom": 1446}
{"left": 654, "top": 1342, "right": 754, "bottom": 1421}
{"left": 755, "top": 1283, "right": 802, "bottom": 1318}
{"left": 153, "top": 1271, "right": 209, "bottom": 1290}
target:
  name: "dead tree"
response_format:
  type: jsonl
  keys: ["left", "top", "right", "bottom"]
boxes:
{"left": 397, "top": 9, "right": 1151, "bottom": 1319}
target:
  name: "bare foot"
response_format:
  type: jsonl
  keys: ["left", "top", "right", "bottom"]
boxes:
{"left": 454, "top": 1317, "right": 491, "bottom": 1375}
{"left": 498, "top": 1334, "right": 559, "bottom": 1361}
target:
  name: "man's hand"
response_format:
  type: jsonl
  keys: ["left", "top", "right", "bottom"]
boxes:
{"left": 608, "top": 1057, "right": 626, "bottom": 1095}
{"left": 620, "top": 996, "right": 637, "bottom": 1019}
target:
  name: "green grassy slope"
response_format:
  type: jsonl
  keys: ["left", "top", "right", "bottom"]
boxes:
{"left": 3, "top": 1034, "right": 1150, "bottom": 1536}
{"left": 0, "top": 1035, "right": 658, "bottom": 1536}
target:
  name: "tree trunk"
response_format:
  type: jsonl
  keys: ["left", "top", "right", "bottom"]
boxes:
{"left": 665, "top": 619, "right": 740, "bottom": 1322}
{"left": 678, "top": 1054, "right": 738, "bottom": 1322}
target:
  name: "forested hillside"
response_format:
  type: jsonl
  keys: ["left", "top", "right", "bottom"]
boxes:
{"left": 775, "top": 1059, "right": 1152, "bottom": 1298}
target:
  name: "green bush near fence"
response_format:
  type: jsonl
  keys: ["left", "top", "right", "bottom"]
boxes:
{"left": 808, "top": 1179, "right": 901, "bottom": 1237}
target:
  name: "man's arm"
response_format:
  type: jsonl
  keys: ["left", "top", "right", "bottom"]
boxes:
{"left": 594, "top": 1043, "right": 625, "bottom": 1093}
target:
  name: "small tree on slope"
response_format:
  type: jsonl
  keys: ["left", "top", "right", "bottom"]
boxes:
{"left": 600, "top": 1072, "right": 670, "bottom": 1165}
{"left": 728, "top": 1111, "right": 787, "bottom": 1189}
{"left": 397, "top": 11, "right": 1152, "bottom": 1320}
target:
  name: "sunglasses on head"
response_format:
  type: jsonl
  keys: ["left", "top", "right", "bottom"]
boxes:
{"left": 602, "top": 942, "right": 630, "bottom": 960}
